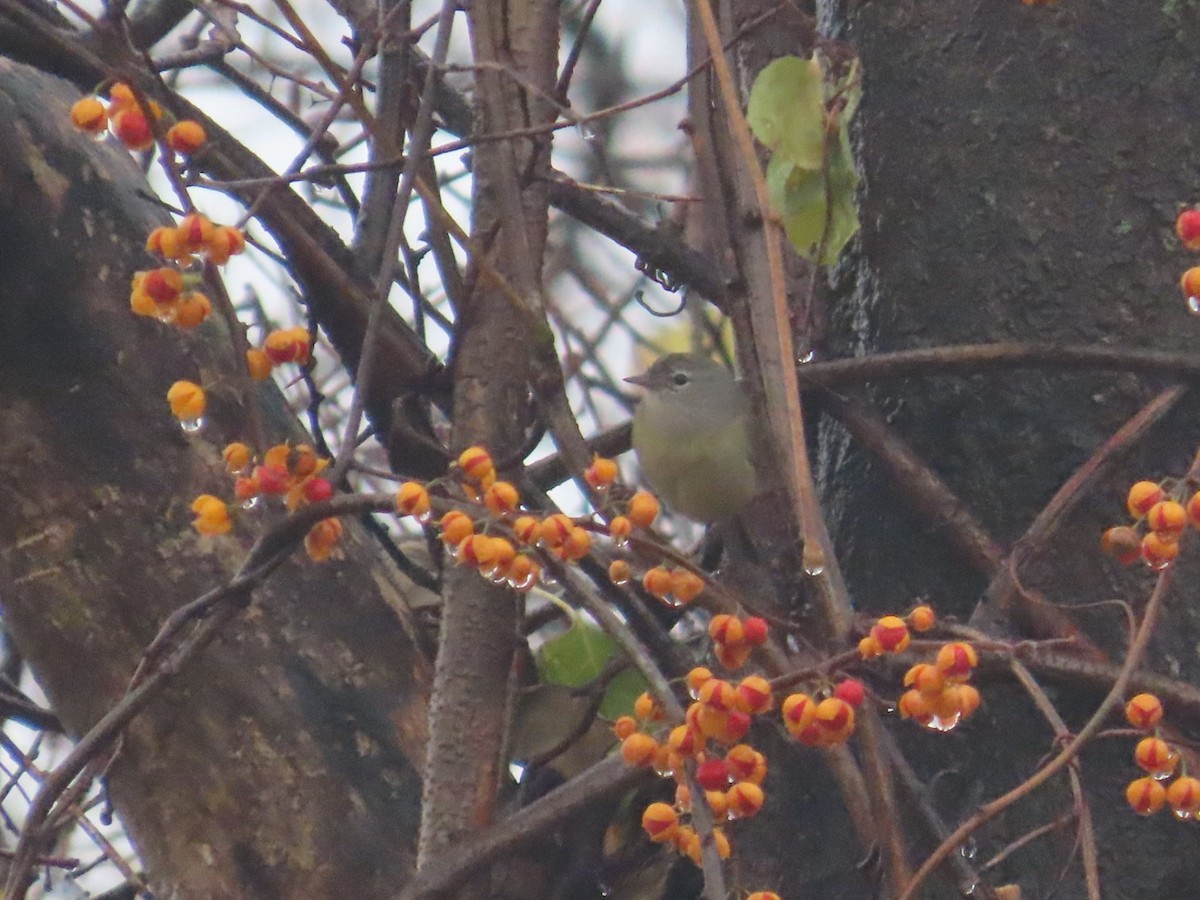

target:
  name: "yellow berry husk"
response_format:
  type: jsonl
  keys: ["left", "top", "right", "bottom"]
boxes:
{"left": 693, "top": 705, "right": 729, "bottom": 740}
{"left": 395, "top": 481, "right": 431, "bottom": 518}
{"left": 708, "top": 614, "right": 744, "bottom": 646}
{"left": 619, "top": 732, "right": 658, "bottom": 767}
{"left": 669, "top": 569, "right": 704, "bottom": 604}
{"left": 457, "top": 445, "right": 495, "bottom": 482}
{"left": 1126, "top": 693, "right": 1164, "bottom": 730}
{"left": 222, "top": 442, "right": 252, "bottom": 474}
{"left": 585, "top": 455, "right": 619, "bottom": 489}
{"left": 1147, "top": 500, "right": 1187, "bottom": 538}
{"left": 781, "top": 692, "right": 816, "bottom": 734}
{"left": 207, "top": 225, "right": 246, "bottom": 265}
{"left": 608, "top": 559, "right": 632, "bottom": 584}
{"left": 1167, "top": 775, "right": 1200, "bottom": 815}
{"left": 456, "top": 534, "right": 497, "bottom": 569}
{"left": 246, "top": 348, "right": 273, "bottom": 381}
{"left": 304, "top": 517, "right": 343, "bottom": 561}
{"left": 705, "top": 789, "right": 728, "bottom": 819}
{"left": 667, "top": 724, "right": 700, "bottom": 757}
{"left": 539, "top": 513, "right": 574, "bottom": 548}
{"left": 1127, "top": 480, "right": 1165, "bottom": 518}
{"left": 904, "top": 663, "right": 946, "bottom": 697}
{"left": 70, "top": 96, "right": 107, "bottom": 133}
{"left": 607, "top": 515, "right": 632, "bottom": 543}
{"left": 748, "top": 893, "right": 783, "bottom": 900}
{"left": 489, "top": 537, "right": 516, "bottom": 575}
{"left": 166, "top": 380, "right": 206, "bottom": 421}
{"left": 561, "top": 527, "right": 592, "bottom": 561}
{"left": 714, "top": 641, "right": 752, "bottom": 670}
{"left": 107, "top": 82, "right": 136, "bottom": 110}
{"left": 190, "top": 494, "right": 232, "bottom": 535}
{"left": 1182, "top": 267, "right": 1200, "bottom": 299}
{"left": 711, "top": 827, "right": 731, "bottom": 860}
{"left": 858, "top": 634, "right": 883, "bottom": 659}
{"left": 898, "top": 689, "right": 933, "bottom": 724}
{"left": 1126, "top": 776, "right": 1167, "bottom": 816}
{"left": 640, "top": 802, "right": 679, "bottom": 842}
{"left": 612, "top": 715, "right": 638, "bottom": 740}
{"left": 439, "top": 510, "right": 474, "bottom": 545}
{"left": 909, "top": 604, "right": 936, "bottom": 632}
{"left": 129, "top": 283, "right": 156, "bottom": 317}
{"left": 166, "top": 119, "right": 207, "bottom": 155}
{"left": 1134, "top": 736, "right": 1178, "bottom": 777}
{"left": 506, "top": 554, "right": 538, "bottom": 591}
{"left": 951, "top": 683, "right": 982, "bottom": 719}
{"left": 484, "top": 481, "right": 520, "bottom": 517}
{"left": 725, "top": 780, "right": 765, "bottom": 819}
{"left": 626, "top": 491, "right": 660, "bottom": 528}
{"left": 698, "top": 678, "right": 736, "bottom": 712}
{"left": 177, "top": 212, "right": 215, "bottom": 254}
{"left": 686, "top": 666, "right": 714, "bottom": 695}
{"left": 815, "top": 697, "right": 855, "bottom": 739}
{"left": 871, "top": 615, "right": 910, "bottom": 653}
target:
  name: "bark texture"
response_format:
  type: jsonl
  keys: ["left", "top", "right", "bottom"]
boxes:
{"left": 0, "top": 60, "right": 431, "bottom": 898}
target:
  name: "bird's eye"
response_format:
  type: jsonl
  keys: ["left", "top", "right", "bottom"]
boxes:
{"left": 672, "top": 372, "right": 690, "bottom": 387}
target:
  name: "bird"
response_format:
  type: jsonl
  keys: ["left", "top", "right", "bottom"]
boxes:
{"left": 625, "top": 353, "right": 756, "bottom": 523}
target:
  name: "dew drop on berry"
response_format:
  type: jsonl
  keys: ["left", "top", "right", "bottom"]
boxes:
{"left": 611, "top": 569, "right": 629, "bottom": 586}
{"left": 797, "top": 350, "right": 815, "bottom": 365}
{"left": 1146, "top": 557, "right": 1173, "bottom": 572}
{"left": 652, "top": 760, "right": 674, "bottom": 778}
{"left": 414, "top": 510, "right": 432, "bottom": 525}
{"left": 240, "top": 495, "right": 260, "bottom": 511}
{"left": 1175, "top": 809, "right": 1195, "bottom": 822}
{"left": 925, "top": 712, "right": 960, "bottom": 733}
{"left": 1188, "top": 295, "right": 1200, "bottom": 316}
{"left": 179, "top": 416, "right": 205, "bottom": 434}
{"left": 612, "top": 533, "right": 628, "bottom": 548}
{"left": 1154, "top": 769, "right": 1173, "bottom": 782}
{"left": 509, "top": 572, "right": 537, "bottom": 592}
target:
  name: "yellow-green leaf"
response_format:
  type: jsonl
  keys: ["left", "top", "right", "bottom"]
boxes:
{"left": 747, "top": 55, "right": 826, "bottom": 171}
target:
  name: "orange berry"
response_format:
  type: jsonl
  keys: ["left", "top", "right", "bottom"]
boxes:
{"left": 1182, "top": 267, "right": 1200, "bottom": 299}
{"left": 704, "top": 789, "right": 728, "bottom": 819}
{"left": 642, "top": 566, "right": 672, "bottom": 599}
{"left": 457, "top": 446, "right": 495, "bottom": 482}
{"left": 483, "top": 481, "right": 520, "bottom": 516}
{"left": 698, "top": 678, "right": 736, "bottom": 712}
{"left": 667, "top": 724, "right": 700, "bottom": 757}
{"left": 395, "top": 482, "right": 431, "bottom": 519}
{"left": 177, "top": 212, "right": 215, "bottom": 254}
{"left": 858, "top": 634, "right": 883, "bottom": 659}
{"left": 166, "top": 120, "right": 206, "bottom": 155}
{"left": 264, "top": 328, "right": 306, "bottom": 365}
{"left": 107, "top": 82, "right": 137, "bottom": 110}
{"left": 950, "top": 683, "right": 982, "bottom": 720}
{"left": 620, "top": 732, "right": 658, "bottom": 767}
{"left": 584, "top": 456, "right": 619, "bottom": 490}
{"left": 726, "top": 744, "right": 764, "bottom": 782}
{"left": 70, "top": 96, "right": 107, "bottom": 133}
{"left": 898, "top": 689, "right": 933, "bottom": 725}
{"left": 190, "top": 494, "right": 231, "bottom": 536}
{"left": 608, "top": 559, "right": 632, "bottom": 584}
{"left": 935, "top": 642, "right": 978, "bottom": 682}
{"left": 455, "top": 534, "right": 497, "bottom": 569}
{"left": 1147, "top": 500, "right": 1188, "bottom": 538}
{"left": 908, "top": 604, "right": 936, "bottom": 632}
{"left": 222, "top": 442, "right": 252, "bottom": 474}
{"left": 692, "top": 704, "right": 729, "bottom": 740}
{"left": 725, "top": 780, "right": 765, "bottom": 819}
{"left": 207, "top": 225, "right": 246, "bottom": 265}
{"left": 708, "top": 614, "right": 744, "bottom": 647}
{"left": 539, "top": 513, "right": 574, "bottom": 548}
{"left": 141, "top": 267, "right": 183, "bottom": 305}
{"left": 748, "top": 894, "right": 783, "bottom": 900}
{"left": 607, "top": 515, "right": 632, "bottom": 544}
{"left": 512, "top": 515, "right": 540, "bottom": 544}
{"left": 246, "top": 348, "right": 273, "bottom": 381}
{"left": 110, "top": 107, "right": 154, "bottom": 151}
{"left": 871, "top": 615, "right": 910, "bottom": 653}
{"left": 1141, "top": 531, "right": 1180, "bottom": 569}
{"left": 145, "top": 225, "right": 184, "bottom": 259}
{"left": 1126, "top": 776, "right": 1167, "bottom": 816}
{"left": 1177, "top": 208, "right": 1200, "bottom": 251}
{"left": 669, "top": 569, "right": 704, "bottom": 604}
{"left": 166, "top": 380, "right": 205, "bottom": 421}
{"left": 1168, "top": 775, "right": 1200, "bottom": 815}
{"left": 714, "top": 641, "right": 752, "bottom": 670}
{"left": 304, "top": 517, "right": 343, "bottom": 561}
{"left": 1127, "top": 480, "right": 1165, "bottom": 518}
{"left": 633, "top": 691, "right": 663, "bottom": 722}
{"left": 505, "top": 555, "right": 538, "bottom": 591}
{"left": 735, "top": 675, "right": 773, "bottom": 714}
{"left": 686, "top": 666, "right": 713, "bottom": 696}
{"left": 711, "top": 827, "right": 731, "bottom": 860}
{"left": 560, "top": 527, "right": 592, "bottom": 561}
{"left": 439, "top": 510, "right": 474, "bottom": 545}
{"left": 612, "top": 715, "right": 638, "bottom": 740}
{"left": 640, "top": 802, "right": 678, "bottom": 842}
{"left": 781, "top": 692, "right": 816, "bottom": 735}
{"left": 1126, "top": 693, "right": 1164, "bottom": 730}
{"left": 1134, "top": 737, "right": 1178, "bottom": 777}
{"left": 1101, "top": 525, "right": 1142, "bottom": 565}
{"left": 815, "top": 696, "right": 855, "bottom": 741}
{"left": 627, "top": 491, "right": 660, "bottom": 528}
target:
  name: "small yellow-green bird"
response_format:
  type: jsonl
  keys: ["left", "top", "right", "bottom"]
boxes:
{"left": 625, "top": 354, "right": 756, "bottom": 523}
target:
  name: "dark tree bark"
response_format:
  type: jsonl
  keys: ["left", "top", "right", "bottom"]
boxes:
{"left": 0, "top": 60, "right": 432, "bottom": 898}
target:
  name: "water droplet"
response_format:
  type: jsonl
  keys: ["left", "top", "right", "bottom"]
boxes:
{"left": 539, "top": 571, "right": 558, "bottom": 589}
{"left": 1154, "top": 769, "right": 1173, "bottom": 782}
{"left": 661, "top": 594, "right": 685, "bottom": 609}
{"left": 961, "top": 882, "right": 978, "bottom": 896}
{"left": 92, "top": 130, "right": 111, "bottom": 144}
{"left": 612, "top": 533, "right": 628, "bottom": 548}
{"left": 179, "top": 416, "right": 205, "bottom": 434}
{"left": 882, "top": 704, "right": 897, "bottom": 715}
{"left": 611, "top": 571, "right": 629, "bottom": 586}
{"left": 1187, "top": 296, "right": 1200, "bottom": 316}
{"left": 509, "top": 572, "right": 537, "bottom": 592}
{"left": 797, "top": 350, "right": 815, "bottom": 365}
{"left": 489, "top": 572, "right": 509, "bottom": 585}
{"left": 415, "top": 510, "right": 432, "bottom": 525}
{"left": 155, "top": 308, "right": 175, "bottom": 324}
{"left": 240, "top": 496, "right": 260, "bottom": 511}
{"left": 653, "top": 762, "right": 675, "bottom": 778}
{"left": 1175, "top": 809, "right": 1194, "bottom": 821}
{"left": 925, "top": 712, "right": 960, "bottom": 732}
{"left": 576, "top": 121, "right": 599, "bottom": 143}
{"left": 960, "top": 838, "right": 977, "bottom": 860}
{"left": 802, "top": 544, "right": 826, "bottom": 576}
{"left": 1147, "top": 557, "right": 1174, "bottom": 572}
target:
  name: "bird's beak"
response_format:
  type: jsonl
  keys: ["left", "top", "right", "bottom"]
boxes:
{"left": 624, "top": 373, "right": 650, "bottom": 388}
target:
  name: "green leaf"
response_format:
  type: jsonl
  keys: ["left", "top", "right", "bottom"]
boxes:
{"left": 535, "top": 618, "right": 614, "bottom": 687}
{"left": 599, "top": 668, "right": 648, "bottom": 721}
{"left": 747, "top": 55, "right": 826, "bottom": 170}
{"left": 766, "top": 130, "right": 860, "bottom": 265}
{"left": 510, "top": 684, "right": 593, "bottom": 763}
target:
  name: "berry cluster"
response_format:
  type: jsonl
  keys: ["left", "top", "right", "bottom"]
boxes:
{"left": 1176, "top": 208, "right": 1200, "bottom": 316}
{"left": 71, "top": 82, "right": 207, "bottom": 156}
{"left": 1102, "top": 481, "right": 1200, "bottom": 571}
{"left": 1122, "top": 693, "right": 1200, "bottom": 819}
{"left": 897, "top": 642, "right": 981, "bottom": 732}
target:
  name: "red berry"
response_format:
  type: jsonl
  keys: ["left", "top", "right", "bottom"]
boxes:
{"left": 742, "top": 616, "right": 769, "bottom": 645}
{"left": 834, "top": 678, "right": 865, "bottom": 708}
{"left": 696, "top": 758, "right": 730, "bottom": 791}
{"left": 303, "top": 477, "right": 333, "bottom": 503}
{"left": 1177, "top": 208, "right": 1200, "bottom": 251}
{"left": 255, "top": 463, "right": 290, "bottom": 495}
